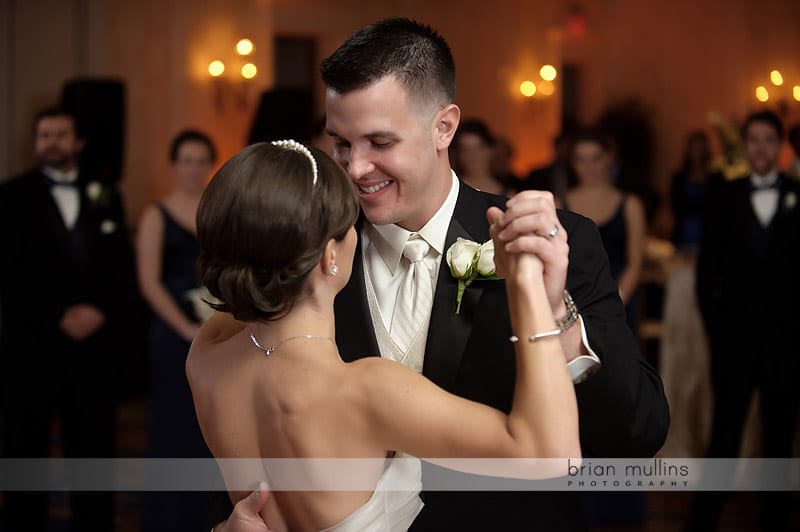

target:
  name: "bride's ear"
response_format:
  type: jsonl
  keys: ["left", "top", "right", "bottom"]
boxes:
{"left": 320, "top": 238, "right": 338, "bottom": 276}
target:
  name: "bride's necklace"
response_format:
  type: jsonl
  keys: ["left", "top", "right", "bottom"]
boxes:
{"left": 246, "top": 325, "right": 335, "bottom": 356}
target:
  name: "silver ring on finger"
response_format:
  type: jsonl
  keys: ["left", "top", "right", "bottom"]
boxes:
{"left": 547, "top": 225, "right": 559, "bottom": 239}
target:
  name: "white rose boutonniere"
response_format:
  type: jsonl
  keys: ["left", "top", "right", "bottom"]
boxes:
{"left": 86, "top": 181, "right": 112, "bottom": 207}
{"left": 446, "top": 237, "right": 502, "bottom": 314}
{"left": 784, "top": 191, "right": 797, "bottom": 211}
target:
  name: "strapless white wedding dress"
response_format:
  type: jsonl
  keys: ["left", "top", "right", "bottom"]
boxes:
{"left": 319, "top": 455, "right": 423, "bottom": 532}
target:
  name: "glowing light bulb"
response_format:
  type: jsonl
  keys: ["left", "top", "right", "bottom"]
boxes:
{"left": 770, "top": 70, "right": 783, "bottom": 86}
{"left": 755, "top": 86, "right": 769, "bottom": 102}
{"left": 539, "top": 65, "right": 557, "bottom": 81}
{"left": 793, "top": 85, "right": 800, "bottom": 102}
{"left": 236, "top": 39, "right": 254, "bottom": 56}
{"left": 208, "top": 60, "right": 225, "bottom": 77}
{"left": 241, "top": 63, "right": 257, "bottom": 79}
{"left": 520, "top": 80, "right": 537, "bottom": 97}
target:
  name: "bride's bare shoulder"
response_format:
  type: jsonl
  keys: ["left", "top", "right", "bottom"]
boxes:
{"left": 187, "top": 313, "right": 247, "bottom": 387}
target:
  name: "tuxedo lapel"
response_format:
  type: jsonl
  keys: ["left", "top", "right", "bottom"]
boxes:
{"left": 35, "top": 172, "right": 78, "bottom": 261}
{"left": 422, "top": 217, "right": 481, "bottom": 389}
{"left": 334, "top": 217, "right": 380, "bottom": 362}
{"left": 422, "top": 185, "right": 494, "bottom": 390}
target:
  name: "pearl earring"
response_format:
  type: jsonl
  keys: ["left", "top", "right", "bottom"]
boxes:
{"left": 330, "top": 265, "right": 339, "bottom": 276}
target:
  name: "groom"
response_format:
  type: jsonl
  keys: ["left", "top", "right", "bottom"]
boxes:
{"left": 212, "top": 18, "right": 668, "bottom": 531}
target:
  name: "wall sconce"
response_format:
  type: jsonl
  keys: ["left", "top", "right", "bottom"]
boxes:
{"left": 519, "top": 64, "right": 558, "bottom": 99}
{"left": 208, "top": 38, "right": 259, "bottom": 111}
{"left": 754, "top": 69, "right": 800, "bottom": 104}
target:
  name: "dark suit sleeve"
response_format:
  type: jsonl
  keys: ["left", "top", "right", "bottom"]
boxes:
{"left": 564, "top": 213, "right": 669, "bottom": 457}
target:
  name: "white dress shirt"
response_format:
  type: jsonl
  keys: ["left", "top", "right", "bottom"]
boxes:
{"left": 750, "top": 170, "right": 780, "bottom": 227}
{"left": 362, "top": 171, "right": 600, "bottom": 382}
{"left": 42, "top": 166, "right": 80, "bottom": 230}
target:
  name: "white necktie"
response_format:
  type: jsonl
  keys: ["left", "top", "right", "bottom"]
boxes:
{"left": 391, "top": 234, "right": 433, "bottom": 353}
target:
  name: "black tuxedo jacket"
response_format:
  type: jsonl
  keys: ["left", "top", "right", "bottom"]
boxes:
{"left": 0, "top": 168, "right": 137, "bottom": 394}
{"left": 334, "top": 184, "right": 669, "bottom": 530}
{"left": 697, "top": 174, "right": 800, "bottom": 354}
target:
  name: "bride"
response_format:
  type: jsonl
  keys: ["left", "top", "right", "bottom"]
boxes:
{"left": 187, "top": 140, "right": 581, "bottom": 531}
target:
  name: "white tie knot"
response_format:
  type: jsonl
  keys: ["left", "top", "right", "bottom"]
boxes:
{"left": 403, "top": 235, "right": 429, "bottom": 264}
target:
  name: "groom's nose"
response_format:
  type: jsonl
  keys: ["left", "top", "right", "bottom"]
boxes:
{"left": 347, "top": 146, "right": 376, "bottom": 181}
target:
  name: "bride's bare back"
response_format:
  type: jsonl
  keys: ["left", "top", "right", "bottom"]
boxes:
{"left": 188, "top": 319, "right": 389, "bottom": 531}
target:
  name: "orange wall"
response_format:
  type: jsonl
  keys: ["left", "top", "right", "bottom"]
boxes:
{"left": 2, "top": 0, "right": 799, "bottom": 226}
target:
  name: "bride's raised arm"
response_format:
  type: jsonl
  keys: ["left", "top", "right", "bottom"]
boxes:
{"left": 350, "top": 208, "right": 581, "bottom": 470}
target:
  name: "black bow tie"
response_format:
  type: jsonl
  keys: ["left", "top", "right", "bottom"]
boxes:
{"left": 750, "top": 180, "right": 779, "bottom": 192}
{"left": 44, "top": 176, "right": 79, "bottom": 188}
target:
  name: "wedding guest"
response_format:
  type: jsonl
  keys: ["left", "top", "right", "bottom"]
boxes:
{"left": 669, "top": 130, "right": 717, "bottom": 255}
{"left": 692, "top": 110, "right": 800, "bottom": 531}
{"left": 0, "top": 106, "right": 137, "bottom": 532}
{"left": 136, "top": 129, "right": 216, "bottom": 531}
{"left": 564, "top": 130, "right": 646, "bottom": 334}
{"left": 212, "top": 18, "right": 668, "bottom": 532}
{"left": 451, "top": 118, "right": 516, "bottom": 196}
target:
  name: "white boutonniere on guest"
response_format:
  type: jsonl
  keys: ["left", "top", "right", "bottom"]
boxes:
{"left": 85, "top": 181, "right": 112, "bottom": 207}
{"left": 446, "top": 237, "right": 502, "bottom": 314}
{"left": 784, "top": 191, "right": 797, "bottom": 211}
{"left": 185, "top": 286, "right": 220, "bottom": 322}
{"left": 100, "top": 219, "right": 117, "bottom": 234}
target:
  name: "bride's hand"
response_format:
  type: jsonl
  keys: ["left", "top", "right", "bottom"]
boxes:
{"left": 488, "top": 207, "right": 544, "bottom": 284}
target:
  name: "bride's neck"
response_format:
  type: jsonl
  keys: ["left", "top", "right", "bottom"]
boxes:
{"left": 251, "top": 297, "right": 336, "bottom": 343}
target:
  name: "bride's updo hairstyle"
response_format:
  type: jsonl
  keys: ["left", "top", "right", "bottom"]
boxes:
{"left": 197, "top": 141, "right": 359, "bottom": 322}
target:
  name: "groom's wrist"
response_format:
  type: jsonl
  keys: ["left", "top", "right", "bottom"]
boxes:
{"left": 553, "top": 290, "right": 578, "bottom": 332}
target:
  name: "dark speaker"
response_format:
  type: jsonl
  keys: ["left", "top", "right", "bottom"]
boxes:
{"left": 248, "top": 88, "right": 314, "bottom": 145}
{"left": 60, "top": 78, "right": 126, "bottom": 184}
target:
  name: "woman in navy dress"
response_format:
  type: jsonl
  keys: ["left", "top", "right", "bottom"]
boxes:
{"left": 136, "top": 130, "right": 217, "bottom": 531}
{"left": 564, "top": 130, "right": 646, "bottom": 335}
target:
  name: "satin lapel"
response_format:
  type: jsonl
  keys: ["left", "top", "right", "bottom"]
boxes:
{"left": 422, "top": 186, "right": 490, "bottom": 391}
{"left": 334, "top": 219, "right": 380, "bottom": 362}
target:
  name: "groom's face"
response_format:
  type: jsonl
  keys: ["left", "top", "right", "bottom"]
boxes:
{"left": 325, "top": 76, "right": 453, "bottom": 232}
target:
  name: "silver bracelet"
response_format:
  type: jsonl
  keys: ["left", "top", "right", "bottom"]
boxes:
{"left": 509, "top": 327, "right": 563, "bottom": 343}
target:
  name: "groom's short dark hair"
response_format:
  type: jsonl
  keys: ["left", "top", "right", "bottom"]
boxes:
{"left": 320, "top": 18, "right": 456, "bottom": 109}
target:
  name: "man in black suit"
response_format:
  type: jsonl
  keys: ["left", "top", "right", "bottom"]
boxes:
{"left": 213, "top": 18, "right": 668, "bottom": 532}
{"left": 0, "top": 107, "right": 137, "bottom": 531}
{"left": 691, "top": 111, "right": 800, "bottom": 531}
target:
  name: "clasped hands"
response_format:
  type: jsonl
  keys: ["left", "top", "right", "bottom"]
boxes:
{"left": 488, "top": 190, "right": 569, "bottom": 319}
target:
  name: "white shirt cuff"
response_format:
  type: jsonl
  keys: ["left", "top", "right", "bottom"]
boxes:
{"left": 566, "top": 314, "right": 601, "bottom": 383}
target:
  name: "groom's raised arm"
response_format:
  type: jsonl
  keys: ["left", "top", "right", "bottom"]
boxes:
{"left": 494, "top": 190, "right": 669, "bottom": 458}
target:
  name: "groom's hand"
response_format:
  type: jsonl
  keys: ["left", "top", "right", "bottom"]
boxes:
{"left": 214, "top": 483, "right": 273, "bottom": 532}
{"left": 493, "top": 191, "right": 569, "bottom": 317}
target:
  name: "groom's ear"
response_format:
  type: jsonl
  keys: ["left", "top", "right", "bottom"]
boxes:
{"left": 434, "top": 104, "right": 460, "bottom": 152}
